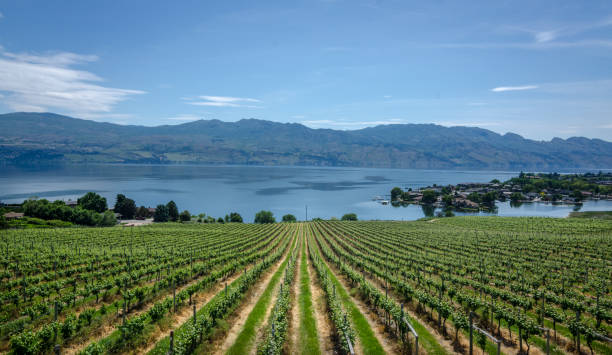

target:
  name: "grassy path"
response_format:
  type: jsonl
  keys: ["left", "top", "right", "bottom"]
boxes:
{"left": 223, "top": 235, "right": 297, "bottom": 355}
{"left": 307, "top": 226, "right": 387, "bottom": 355}
{"left": 296, "top": 225, "right": 321, "bottom": 355}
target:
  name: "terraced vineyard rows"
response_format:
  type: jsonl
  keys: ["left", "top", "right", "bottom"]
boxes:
{"left": 1, "top": 217, "right": 610, "bottom": 355}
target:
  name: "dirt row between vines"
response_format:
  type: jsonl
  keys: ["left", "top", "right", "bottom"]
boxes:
{"left": 210, "top": 238, "right": 295, "bottom": 355}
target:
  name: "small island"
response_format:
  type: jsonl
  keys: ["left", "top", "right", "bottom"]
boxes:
{"left": 388, "top": 171, "right": 612, "bottom": 213}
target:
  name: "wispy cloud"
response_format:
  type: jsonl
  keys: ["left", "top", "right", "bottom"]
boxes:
{"left": 301, "top": 118, "right": 408, "bottom": 129}
{"left": 166, "top": 114, "right": 201, "bottom": 121}
{"left": 0, "top": 46, "right": 144, "bottom": 115}
{"left": 534, "top": 30, "right": 558, "bottom": 43}
{"left": 491, "top": 85, "right": 538, "bottom": 92}
{"left": 0, "top": 11, "right": 4, "bottom": 19}
{"left": 186, "top": 95, "right": 261, "bottom": 108}
{"left": 437, "top": 40, "right": 612, "bottom": 49}
{"left": 435, "top": 121, "right": 502, "bottom": 128}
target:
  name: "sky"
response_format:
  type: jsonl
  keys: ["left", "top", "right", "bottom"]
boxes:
{"left": 0, "top": 0, "right": 611, "bottom": 140}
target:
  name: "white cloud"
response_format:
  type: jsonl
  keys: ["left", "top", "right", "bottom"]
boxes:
{"left": 491, "top": 85, "right": 538, "bottom": 92}
{"left": 0, "top": 46, "right": 144, "bottom": 115}
{"left": 166, "top": 114, "right": 201, "bottom": 121}
{"left": 186, "top": 95, "right": 261, "bottom": 108}
{"left": 301, "top": 118, "right": 408, "bottom": 129}
{"left": 535, "top": 30, "right": 557, "bottom": 43}
{"left": 435, "top": 121, "right": 502, "bottom": 128}
{"left": 0, "top": 11, "right": 3, "bottom": 19}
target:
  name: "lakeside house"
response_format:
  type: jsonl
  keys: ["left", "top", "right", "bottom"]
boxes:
{"left": 66, "top": 200, "right": 78, "bottom": 207}
{"left": 3, "top": 212, "right": 24, "bottom": 220}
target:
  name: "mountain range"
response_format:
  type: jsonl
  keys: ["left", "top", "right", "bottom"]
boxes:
{"left": 1, "top": 112, "right": 611, "bottom": 170}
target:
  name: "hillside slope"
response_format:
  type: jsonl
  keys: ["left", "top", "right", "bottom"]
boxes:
{"left": 1, "top": 112, "right": 611, "bottom": 169}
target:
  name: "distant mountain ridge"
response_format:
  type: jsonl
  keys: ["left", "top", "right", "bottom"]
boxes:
{"left": 1, "top": 112, "right": 611, "bottom": 169}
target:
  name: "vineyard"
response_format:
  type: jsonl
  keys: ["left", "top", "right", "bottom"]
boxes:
{"left": 0, "top": 217, "right": 610, "bottom": 355}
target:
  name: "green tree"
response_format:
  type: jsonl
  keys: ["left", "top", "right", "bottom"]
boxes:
{"left": 153, "top": 204, "right": 169, "bottom": 222}
{"left": 390, "top": 187, "right": 403, "bottom": 201}
{"left": 99, "top": 210, "right": 117, "bottom": 226}
{"left": 467, "top": 192, "right": 481, "bottom": 203}
{"left": 78, "top": 192, "right": 107, "bottom": 213}
{"left": 179, "top": 210, "right": 191, "bottom": 222}
{"left": 254, "top": 210, "right": 275, "bottom": 224}
{"left": 217, "top": 217, "right": 224, "bottom": 223}
{"left": 282, "top": 214, "right": 297, "bottom": 222}
{"left": 442, "top": 194, "right": 453, "bottom": 207}
{"left": 572, "top": 190, "right": 583, "bottom": 201}
{"left": 229, "top": 212, "right": 243, "bottom": 223}
{"left": 510, "top": 192, "right": 525, "bottom": 202}
{"left": 114, "top": 194, "right": 136, "bottom": 219}
{"left": 167, "top": 201, "right": 179, "bottom": 222}
{"left": 341, "top": 213, "right": 358, "bottom": 221}
{"left": 421, "top": 190, "right": 437, "bottom": 204}
{"left": 481, "top": 191, "right": 497, "bottom": 206}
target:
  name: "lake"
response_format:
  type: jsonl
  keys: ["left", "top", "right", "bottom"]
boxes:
{"left": 1, "top": 164, "right": 611, "bottom": 221}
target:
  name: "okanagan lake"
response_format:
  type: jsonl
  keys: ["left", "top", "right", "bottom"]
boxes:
{"left": 2, "top": 164, "right": 612, "bottom": 221}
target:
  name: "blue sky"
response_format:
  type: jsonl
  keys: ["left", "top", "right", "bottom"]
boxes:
{"left": 0, "top": 1, "right": 611, "bottom": 140}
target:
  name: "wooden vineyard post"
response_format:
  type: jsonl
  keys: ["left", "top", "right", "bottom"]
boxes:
{"left": 168, "top": 330, "right": 174, "bottom": 355}
{"left": 54, "top": 344, "right": 60, "bottom": 355}
{"left": 473, "top": 323, "right": 501, "bottom": 355}
{"left": 193, "top": 303, "right": 197, "bottom": 324}
{"left": 225, "top": 282, "right": 228, "bottom": 298}
{"left": 538, "top": 326, "right": 551, "bottom": 355}
{"left": 173, "top": 282, "right": 176, "bottom": 312}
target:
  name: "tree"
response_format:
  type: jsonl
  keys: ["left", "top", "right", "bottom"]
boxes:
{"left": 390, "top": 187, "right": 403, "bottom": 201}
{"left": 99, "top": 211, "right": 117, "bottom": 227}
{"left": 229, "top": 212, "right": 243, "bottom": 223}
{"left": 421, "top": 190, "right": 437, "bottom": 204}
{"left": 254, "top": 210, "right": 275, "bottom": 224}
{"left": 442, "top": 194, "right": 453, "bottom": 207}
{"left": 510, "top": 192, "right": 524, "bottom": 202}
{"left": 481, "top": 191, "right": 497, "bottom": 206}
{"left": 217, "top": 217, "right": 224, "bottom": 223}
{"left": 282, "top": 214, "right": 297, "bottom": 222}
{"left": 467, "top": 192, "right": 481, "bottom": 203}
{"left": 114, "top": 194, "right": 136, "bottom": 219}
{"left": 341, "top": 213, "right": 357, "bottom": 221}
{"left": 572, "top": 190, "right": 583, "bottom": 201}
{"left": 154, "top": 204, "right": 169, "bottom": 222}
{"left": 78, "top": 192, "right": 107, "bottom": 213}
{"left": 179, "top": 210, "right": 191, "bottom": 222}
{"left": 167, "top": 201, "right": 179, "bottom": 222}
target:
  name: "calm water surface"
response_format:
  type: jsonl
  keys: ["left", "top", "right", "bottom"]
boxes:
{"left": 1, "top": 164, "right": 611, "bottom": 221}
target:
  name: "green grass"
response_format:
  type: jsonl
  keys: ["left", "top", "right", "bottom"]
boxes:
{"left": 569, "top": 210, "right": 612, "bottom": 219}
{"left": 225, "top": 239, "right": 295, "bottom": 355}
{"left": 312, "top": 242, "right": 386, "bottom": 355}
{"left": 298, "top": 235, "right": 320, "bottom": 355}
